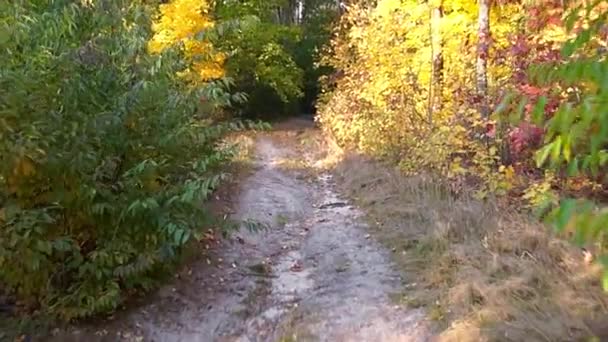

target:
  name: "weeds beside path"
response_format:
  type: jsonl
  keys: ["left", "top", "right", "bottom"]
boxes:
{"left": 26, "top": 118, "right": 608, "bottom": 342}
{"left": 41, "top": 120, "right": 430, "bottom": 341}
{"left": 294, "top": 124, "right": 608, "bottom": 341}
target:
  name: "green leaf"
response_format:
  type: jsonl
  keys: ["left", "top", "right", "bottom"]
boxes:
{"left": 52, "top": 238, "right": 74, "bottom": 252}
{"left": 561, "top": 41, "right": 576, "bottom": 58}
{"left": 36, "top": 240, "right": 53, "bottom": 255}
{"left": 555, "top": 199, "right": 576, "bottom": 232}
{"left": 535, "top": 142, "right": 554, "bottom": 168}
{"left": 550, "top": 136, "right": 563, "bottom": 165}
{"left": 567, "top": 158, "right": 579, "bottom": 176}
{"left": 493, "top": 92, "right": 513, "bottom": 118}
{"left": 532, "top": 96, "right": 547, "bottom": 126}
{"left": 173, "top": 229, "right": 185, "bottom": 245}
{"left": 565, "top": 10, "right": 580, "bottom": 32}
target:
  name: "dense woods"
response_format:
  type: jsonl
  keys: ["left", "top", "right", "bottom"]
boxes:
{"left": 1, "top": 0, "right": 608, "bottom": 333}
{"left": 317, "top": 0, "right": 608, "bottom": 285}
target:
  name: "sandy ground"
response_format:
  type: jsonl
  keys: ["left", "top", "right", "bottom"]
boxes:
{"left": 49, "top": 128, "right": 430, "bottom": 342}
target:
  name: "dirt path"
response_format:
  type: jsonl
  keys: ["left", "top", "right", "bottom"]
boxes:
{"left": 55, "top": 131, "right": 430, "bottom": 342}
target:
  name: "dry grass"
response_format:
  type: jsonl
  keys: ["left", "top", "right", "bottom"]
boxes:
{"left": 223, "top": 132, "right": 257, "bottom": 165}
{"left": 296, "top": 128, "right": 608, "bottom": 342}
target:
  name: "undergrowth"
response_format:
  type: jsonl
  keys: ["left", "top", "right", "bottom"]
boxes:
{"left": 316, "top": 0, "right": 608, "bottom": 284}
{"left": 295, "top": 128, "right": 608, "bottom": 341}
{"left": 334, "top": 155, "right": 608, "bottom": 341}
{"left": 0, "top": 0, "right": 262, "bottom": 322}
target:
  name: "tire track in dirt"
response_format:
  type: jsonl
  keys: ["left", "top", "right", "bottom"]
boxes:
{"left": 52, "top": 133, "right": 430, "bottom": 342}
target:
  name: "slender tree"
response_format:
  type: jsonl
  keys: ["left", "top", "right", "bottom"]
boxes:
{"left": 276, "top": 0, "right": 299, "bottom": 24}
{"left": 476, "top": 0, "right": 491, "bottom": 118}
{"left": 429, "top": 0, "right": 444, "bottom": 123}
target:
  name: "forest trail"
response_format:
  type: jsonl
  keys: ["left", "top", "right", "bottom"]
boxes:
{"left": 53, "top": 123, "right": 430, "bottom": 342}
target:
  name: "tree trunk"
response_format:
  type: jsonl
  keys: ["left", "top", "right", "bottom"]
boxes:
{"left": 429, "top": 0, "right": 443, "bottom": 123}
{"left": 277, "top": 0, "right": 298, "bottom": 25}
{"left": 476, "top": 0, "right": 491, "bottom": 118}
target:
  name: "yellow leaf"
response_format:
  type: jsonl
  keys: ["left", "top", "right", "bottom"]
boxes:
{"left": 14, "top": 156, "right": 36, "bottom": 177}
{"left": 148, "top": 0, "right": 224, "bottom": 82}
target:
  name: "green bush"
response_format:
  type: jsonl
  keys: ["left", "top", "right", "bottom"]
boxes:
{"left": 530, "top": 4, "right": 608, "bottom": 287}
{"left": 211, "top": 1, "right": 304, "bottom": 118}
{"left": 0, "top": 0, "right": 246, "bottom": 320}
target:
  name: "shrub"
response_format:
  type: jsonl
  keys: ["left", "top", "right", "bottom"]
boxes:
{"left": 531, "top": 2, "right": 608, "bottom": 287}
{"left": 0, "top": 0, "right": 245, "bottom": 320}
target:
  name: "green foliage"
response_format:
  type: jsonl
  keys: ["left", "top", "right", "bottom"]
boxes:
{"left": 529, "top": 3, "right": 608, "bottom": 287}
{"left": 293, "top": 0, "right": 339, "bottom": 113}
{"left": 0, "top": 0, "right": 252, "bottom": 320}
{"left": 212, "top": 0, "right": 304, "bottom": 117}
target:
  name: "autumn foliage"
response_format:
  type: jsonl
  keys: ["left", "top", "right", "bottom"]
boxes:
{"left": 1, "top": 0, "right": 607, "bottom": 328}
{"left": 0, "top": 0, "right": 251, "bottom": 320}
{"left": 148, "top": 0, "right": 224, "bottom": 81}
{"left": 317, "top": 0, "right": 608, "bottom": 281}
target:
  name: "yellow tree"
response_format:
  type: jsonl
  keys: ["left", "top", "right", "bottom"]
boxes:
{"left": 148, "top": 0, "right": 224, "bottom": 82}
